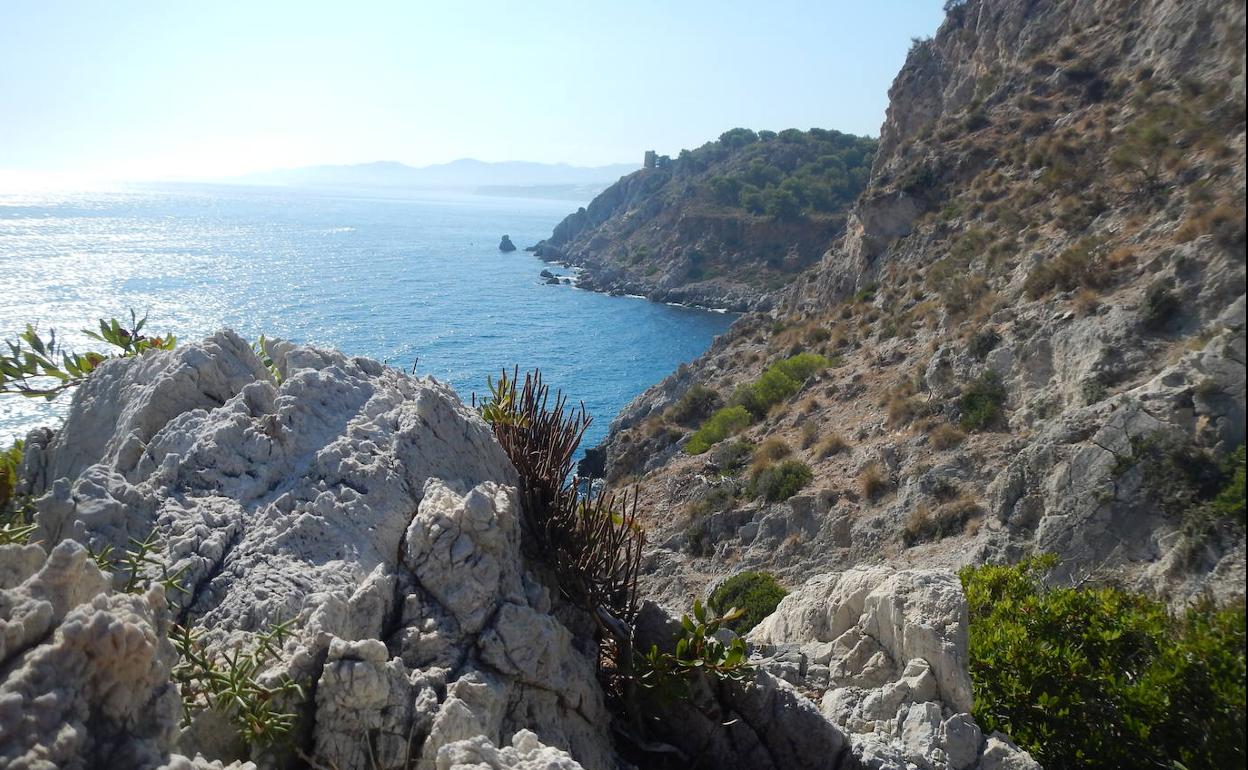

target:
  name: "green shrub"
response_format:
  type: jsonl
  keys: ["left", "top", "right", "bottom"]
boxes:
{"left": 732, "top": 353, "right": 830, "bottom": 418}
{"left": 666, "top": 383, "right": 721, "bottom": 426}
{"left": 773, "top": 352, "right": 831, "bottom": 382}
{"left": 1140, "top": 281, "right": 1180, "bottom": 330}
{"left": 687, "top": 484, "right": 737, "bottom": 518}
{"left": 1208, "top": 444, "right": 1246, "bottom": 525}
{"left": 0, "top": 440, "right": 35, "bottom": 546}
{"left": 751, "top": 459, "right": 812, "bottom": 502}
{"left": 733, "top": 368, "right": 802, "bottom": 418}
{"left": 960, "top": 556, "right": 1246, "bottom": 770}
{"left": 637, "top": 599, "right": 753, "bottom": 700}
{"left": 959, "top": 371, "right": 1006, "bottom": 431}
{"left": 709, "top": 439, "right": 753, "bottom": 475}
{"left": 1022, "top": 239, "right": 1109, "bottom": 299}
{"left": 685, "top": 406, "right": 752, "bottom": 455}
{"left": 0, "top": 439, "right": 22, "bottom": 512}
{"left": 967, "top": 328, "right": 1001, "bottom": 360}
{"left": 709, "top": 571, "right": 789, "bottom": 634}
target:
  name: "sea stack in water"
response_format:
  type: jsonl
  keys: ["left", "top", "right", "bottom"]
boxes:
{"left": 498, "top": 234, "right": 516, "bottom": 252}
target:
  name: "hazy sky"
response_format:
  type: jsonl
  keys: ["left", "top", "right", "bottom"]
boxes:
{"left": 0, "top": 1, "right": 946, "bottom": 181}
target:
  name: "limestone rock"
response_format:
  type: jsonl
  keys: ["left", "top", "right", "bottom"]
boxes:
{"left": 749, "top": 566, "right": 1039, "bottom": 770}
{"left": 3, "top": 333, "right": 618, "bottom": 770}
{"left": 0, "top": 541, "right": 182, "bottom": 770}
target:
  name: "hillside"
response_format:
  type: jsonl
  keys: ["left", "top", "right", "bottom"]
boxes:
{"left": 589, "top": 0, "right": 1246, "bottom": 612}
{"left": 532, "top": 128, "right": 876, "bottom": 311}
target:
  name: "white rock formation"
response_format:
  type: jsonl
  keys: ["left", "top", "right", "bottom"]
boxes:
{"left": 749, "top": 567, "right": 1041, "bottom": 770}
{"left": 3, "top": 333, "right": 606, "bottom": 770}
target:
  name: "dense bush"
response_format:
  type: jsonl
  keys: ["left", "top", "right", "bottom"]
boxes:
{"left": 692, "top": 128, "right": 876, "bottom": 219}
{"left": 684, "top": 406, "right": 752, "bottom": 455}
{"left": 1140, "top": 281, "right": 1180, "bottom": 330}
{"left": 958, "top": 371, "right": 1006, "bottom": 431}
{"left": 960, "top": 556, "right": 1246, "bottom": 770}
{"left": 709, "top": 571, "right": 788, "bottom": 634}
{"left": 751, "top": 459, "right": 813, "bottom": 502}
{"left": 732, "top": 353, "right": 831, "bottom": 419}
{"left": 665, "top": 383, "right": 721, "bottom": 426}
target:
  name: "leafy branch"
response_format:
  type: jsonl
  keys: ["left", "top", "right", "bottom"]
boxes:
{"left": 636, "top": 599, "right": 754, "bottom": 700}
{"left": 0, "top": 311, "right": 175, "bottom": 399}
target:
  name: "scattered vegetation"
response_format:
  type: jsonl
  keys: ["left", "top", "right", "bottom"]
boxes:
{"left": 685, "top": 405, "right": 752, "bottom": 455}
{"left": 750, "top": 437, "right": 792, "bottom": 473}
{"left": 666, "top": 384, "right": 721, "bottom": 426}
{"left": 929, "top": 423, "right": 966, "bottom": 450}
{"left": 751, "top": 459, "right": 813, "bottom": 503}
{"left": 859, "top": 461, "right": 890, "bottom": 502}
{"left": 170, "top": 621, "right": 304, "bottom": 747}
{"left": 817, "top": 432, "right": 850, "bottom": 458}
{"left": 709, "top": 571, "right": 788, "bottom": 634}
{"left": 958, "top": 371, "right": 1006, "bottom": 431}
{"left": 731, "top": 353, "right": 831, "bottom": 419}
{"left": 708, "top": 439, "right": 753, "bottom": 475}
{"left": 685, "top": 353, "right": 832, "bottom": 455}
{"left": 695, "top": 128, "right": 877, "bottom": 219}
{"left": 903, "top": 497, "right": 982, "bottom": 546}
{"left": 1140, "top": 281, "right": 1180, "bottom": 330}
{"left": 1, "top": 312, "right": 175, "bottom": 398}
{"left": 961, "top": 555, "right": 1246, "bottom": 770}
{"left": 1022, "top": 239, "right": 1110, "bottom": 300}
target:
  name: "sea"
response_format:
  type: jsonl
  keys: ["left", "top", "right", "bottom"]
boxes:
{"left": 0, "top": 183, "right": 736, "bottom": 454}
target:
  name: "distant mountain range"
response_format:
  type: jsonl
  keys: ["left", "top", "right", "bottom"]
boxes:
{"left": 236, "top": 159, "right": 640, "bottom": 194}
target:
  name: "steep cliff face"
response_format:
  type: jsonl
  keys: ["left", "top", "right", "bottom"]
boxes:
{"left": 533, "top": 128, "right": 876, "bottom": 311}
{"left": 590, "top": 0, "right": 1246, "bottom": 611}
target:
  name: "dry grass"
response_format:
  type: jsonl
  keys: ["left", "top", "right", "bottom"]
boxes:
{"left": 751, "top": 437, "right": 792, "bottom": 476}
{"left": 859, "top": 461, "right": 890, "bottom": 502}
{"left": 887, "top": 395, "right": 922, "bottom": 427}
{"left": 818, "top": 433, "right": 850, "bottom": 458}
{"left": 800, "top": 421, "right": 820, "bottom": 450}
{"left": 1073, "top": 288, "right": 1101, "bottom": 316}
{"left": 930, "top": 423, "right": 967, "bottom": 450}
{"left": 903, "top": 495, "right": 983, "bottom": 546}
{"left": 1174, "top": 203, "right": 1244, "bottom": 245}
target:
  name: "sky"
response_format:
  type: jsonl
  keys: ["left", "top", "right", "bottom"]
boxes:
{"left": 0, "top": 1, "right": 947, "bottom": 181}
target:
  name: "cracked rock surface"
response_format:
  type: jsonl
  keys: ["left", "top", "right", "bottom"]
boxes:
{"left": 3, "top": 333, "right": 611, "bottom": 770}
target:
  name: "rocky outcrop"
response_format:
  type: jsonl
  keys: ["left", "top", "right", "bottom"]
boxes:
{"left": 749, "top": 567, "right": 1040, "bottom": 770}
{"left": 499, "top": 235, "right": 517, "bottom": 252}
{"left": 3, "top": 333, "right": 614, "bottom": 770}
{"left": 533, "top": 129, "right": 876, "bottom": 311}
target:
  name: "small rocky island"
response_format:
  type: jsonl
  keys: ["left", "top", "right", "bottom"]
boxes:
{"left": 498, "top": 234, "right": 517, "bottom": 252}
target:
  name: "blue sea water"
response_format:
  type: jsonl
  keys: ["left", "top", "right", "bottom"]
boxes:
{"left": 0, "top": 183, "right": 736, "bottom": 453}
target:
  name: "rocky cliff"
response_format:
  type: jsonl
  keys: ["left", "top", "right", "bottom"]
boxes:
{"left": 0, "top": 334, "right": 1039, "bottom": 770}
{"left": 587, "top": 0, "right": 1245, "bottom": 612}
{"left": 532, "top": 128, "right": 876, "bottom": 311}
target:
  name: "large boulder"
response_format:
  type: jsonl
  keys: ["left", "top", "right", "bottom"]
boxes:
{"left": 3, "top": 333, "right": 612, "bottom": 770}
{"left": 749, "top": 567, "right": 1040, "bottom": 770}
